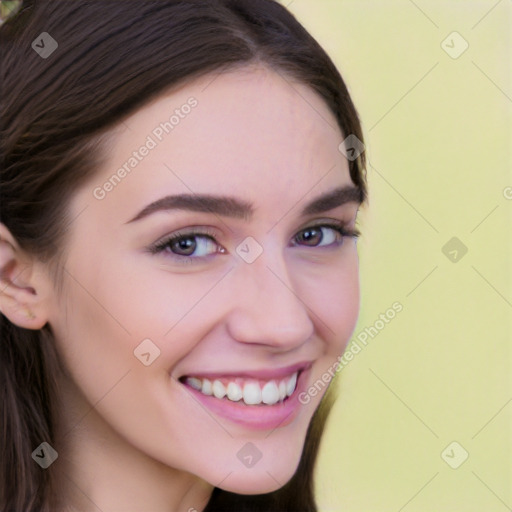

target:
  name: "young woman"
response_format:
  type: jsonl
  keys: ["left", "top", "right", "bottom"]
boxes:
{"left": 0, "top": 1, "right": 368, "bottom": 510}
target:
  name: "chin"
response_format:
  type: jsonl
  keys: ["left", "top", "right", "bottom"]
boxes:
{"left": 216, "top": 469, "right": 296, "bottom": 495}
{"left": 204, "top": 445, "right": 303, "bottom": 495}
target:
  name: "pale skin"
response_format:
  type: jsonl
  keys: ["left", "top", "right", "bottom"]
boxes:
{"left": 0, "top": 64, "right": 362, "bottom": 512}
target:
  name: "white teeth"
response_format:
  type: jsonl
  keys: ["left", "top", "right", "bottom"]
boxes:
{"left": 202, "top": 378, "right": 212, "bottom": 395}
{"left": 212, "top": 380, "right": 226, "bottom": 399}
{"left": 278, "top": 380, "right": 287, "bottom": 401}
{"left": 261, "top": 381, "right": 280, "bottom": 405}
{"left": 286, "top": 372, "right": 297, "bottom": 397}
{"left": 184, "top": 371, "right": 299, "bottom": 405}
{"left": 243, "top": 381, "right": 262, "bottom": 405}
{"left": 186, "top": 377, "right": 202, "bottom": 391}
{"left": 226, "top": 382, "right": 243, "bottom": 401}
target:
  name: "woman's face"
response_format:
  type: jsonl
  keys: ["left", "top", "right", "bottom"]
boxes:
{"left": 48, "top": 65, "right": 362, "bottom": 496}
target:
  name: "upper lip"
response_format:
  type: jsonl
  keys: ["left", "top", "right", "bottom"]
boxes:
{"left": 179, "top": 361, "right": 313, "bottom": 381}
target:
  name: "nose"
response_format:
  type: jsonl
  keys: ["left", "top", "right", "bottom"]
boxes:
{"left": 225, "top": 247, "right": 315, "bottom": 350}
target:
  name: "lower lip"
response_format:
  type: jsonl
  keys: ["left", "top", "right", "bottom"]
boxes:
{"left": 179, "top": 368, "right": 311, "bottom": 431}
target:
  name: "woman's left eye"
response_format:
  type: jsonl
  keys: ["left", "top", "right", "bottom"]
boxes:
{"left": 293, "top": 224, "right": 353, "bottom": 248}
{"left": 148, "top": 223, "right": 359, "bottom": 262}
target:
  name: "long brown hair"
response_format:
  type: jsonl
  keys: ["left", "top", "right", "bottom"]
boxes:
{"left": 0, "top": 1, "right": 367, "bottom": 510}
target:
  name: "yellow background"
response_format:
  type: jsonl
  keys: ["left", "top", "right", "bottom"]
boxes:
{"left": 284, "top": 1, "right": 512, "bottom": 511}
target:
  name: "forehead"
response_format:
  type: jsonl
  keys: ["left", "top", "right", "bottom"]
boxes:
{"left": 73, "top": 65, "right": 353, "bottom": 223}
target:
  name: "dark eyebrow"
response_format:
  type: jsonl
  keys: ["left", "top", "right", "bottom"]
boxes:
{"left": 126, "top": 185, "right": 363, "bottom": 224}
{"left": 300, "top": 185, "right": 363, "bottom": 215}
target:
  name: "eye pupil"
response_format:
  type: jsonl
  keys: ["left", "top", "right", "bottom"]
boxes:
{"left": 173, "top": 237, "right": 196, "bottom": 255}
{"left": 300, "top": 228, "right": 322, "bottom": 246}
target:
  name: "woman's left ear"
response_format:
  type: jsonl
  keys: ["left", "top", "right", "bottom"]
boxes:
{"left": 0, "top": 223, "right": 52, "bottom": 330}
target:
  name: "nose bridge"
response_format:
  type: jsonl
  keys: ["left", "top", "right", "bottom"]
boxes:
{"left": 226, "top": 246, "right": 315, "bottom": 347}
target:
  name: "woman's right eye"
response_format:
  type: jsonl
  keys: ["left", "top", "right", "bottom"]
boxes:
{"left": 148, "top": 227, "right": 227, "bottom": 263}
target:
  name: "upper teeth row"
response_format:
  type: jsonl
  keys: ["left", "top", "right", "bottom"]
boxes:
{"left": 184, "top": 372, "right": 298, "bottom": 405}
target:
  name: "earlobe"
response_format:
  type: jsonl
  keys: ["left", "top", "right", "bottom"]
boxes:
{"left": 0, "top": 224, "right": 50, "bottom": 330}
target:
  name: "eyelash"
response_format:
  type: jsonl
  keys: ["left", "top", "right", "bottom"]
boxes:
{"left": 148, "top": 221, "right": 360, "bottom": 264}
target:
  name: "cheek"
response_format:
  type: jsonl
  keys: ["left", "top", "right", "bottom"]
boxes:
{"left": 50, "top": 267, "right": 138, "bottom": 407}
{"left": 58, "top": 251, "right": 217, "bottom": 355}
{"left": 298, "top": 247, "right": 360, "bottom": 353}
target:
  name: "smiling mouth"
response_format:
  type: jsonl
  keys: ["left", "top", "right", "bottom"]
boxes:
{"left": 178, "top": 370, "right": 300, "bottom": 406}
